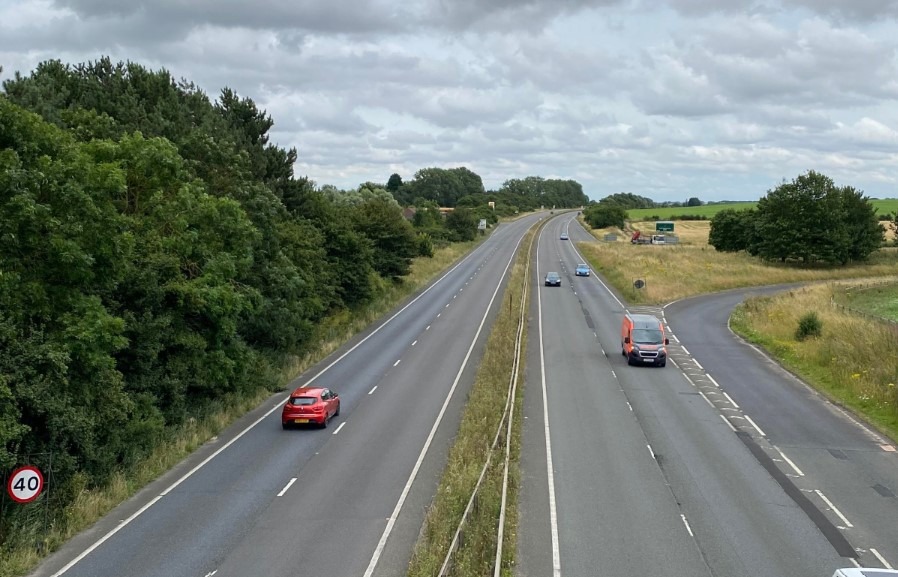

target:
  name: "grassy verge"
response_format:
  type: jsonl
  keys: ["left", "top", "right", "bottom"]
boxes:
{"left": 408, "top": 226, "right": 533, "bottom": 576}
{"left": 729, "top": 281, "right": 898, "bottom": 442}
{"left": 1, "top": 236, "right": 486, "bottom": 577}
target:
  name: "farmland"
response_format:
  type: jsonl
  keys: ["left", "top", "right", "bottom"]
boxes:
{"left": 624, "top": 198, "right": 898, "bottom": 220}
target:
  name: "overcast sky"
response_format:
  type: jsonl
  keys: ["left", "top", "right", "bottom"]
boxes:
{"left": 2, "top": 0, "right": 898, "bottom": 202}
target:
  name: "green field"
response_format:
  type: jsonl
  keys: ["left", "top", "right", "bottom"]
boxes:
{"left": 626, "top": 198, "right": 898, "bottom": 220}
{"left": 840, "top": 283, "right": 898, "bottom": 321}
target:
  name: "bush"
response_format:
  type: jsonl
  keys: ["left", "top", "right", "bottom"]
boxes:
{"left": 795, "top": 312, "right": 823, "bottom": 341}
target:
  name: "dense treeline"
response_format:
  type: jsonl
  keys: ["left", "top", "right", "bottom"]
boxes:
{"left": 709, "top": 171, "right": 884, "bottom": 264}
{"left": 389, "top": 171, "right": 588, "bottom": 215}
{"left": 0, "top": 57, "right": 588, "bottom": 554}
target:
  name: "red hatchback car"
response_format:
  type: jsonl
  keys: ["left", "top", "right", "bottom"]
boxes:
{"left": 281, "top": 386, "right": 340, "bottom": 429}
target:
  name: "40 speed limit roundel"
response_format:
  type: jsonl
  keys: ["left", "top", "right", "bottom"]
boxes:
{"left": 7, "top": 465, "right": 44, "bottom": 503}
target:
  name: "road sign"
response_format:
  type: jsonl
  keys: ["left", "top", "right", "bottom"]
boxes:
{"left": 655, "top": 221, "right": 674, "bottom": 232}
{"left": 7, "top": 465, "right": 44, "bottom": 503}
{"left": 478, "top": 219, "right": 487, "bottom": 230}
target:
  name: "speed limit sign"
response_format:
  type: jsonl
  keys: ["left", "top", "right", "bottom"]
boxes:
{"left": 7, "top": 466, "right": 44, "bottom": 503}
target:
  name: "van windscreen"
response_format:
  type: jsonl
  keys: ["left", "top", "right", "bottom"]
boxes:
{"left": 632, "top": 329, "right": 663, "bottom": 344}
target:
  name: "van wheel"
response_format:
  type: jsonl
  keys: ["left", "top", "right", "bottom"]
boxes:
{"left": 659, "top": 361, "right": 666, "bottom": 367}
{"left": 627, "top": 356, "right": 634, "bottom": 366}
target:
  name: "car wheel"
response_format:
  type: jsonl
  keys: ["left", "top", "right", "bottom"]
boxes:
{"left": 321, "top": 413, "right": 328, "bottom": 429}
{"left": 335, "top": 401, "right": 341, "bottom": 417}
{"left": 660, "top": 361, "right": 666, "bottom": 367}
{"left": 282, "top": 422, "right": 290, "bottom": 430}
{"left": 627, "top": 356, "right": 634, "bottom": 366}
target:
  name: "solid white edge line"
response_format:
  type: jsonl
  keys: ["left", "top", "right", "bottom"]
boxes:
{"left": 362, "top": 226, "right": 526, "bottom": 577}
{"left": 871, "top": 548, "right": 894, "bottom": 569}
{"left": 332, "top": 422, "right": 346, "bottom": 435}
{"left": 536, "top": 230, "right": 563, "bottom": 577}
{"left": 647, "top": 444, "right": 656, "bottom": 459}
{"left": 773, "top": 445, "right": 804, "bottom": 476}
{"left": 697, "top": 390, "right": 714, "bottom": 408}
{"left": 744, "top": 414, "right": 767, "bottom": 437}
{"left": 722, "top": 392, "right": 740, "bottom": 408}
{"left": 50, "top": 495, "right": 163, "bottom": 577}
{"left": 814, "top": 490, "right": 854, "bottom": 527}
{"left": 277, "top": 478, "right": 297, "bottom": 497}
{"left": 720, "top": 415, "right": 737, "bottom": 432}
{"left": 368, "top": 386, "right": 377, "bottom": 395}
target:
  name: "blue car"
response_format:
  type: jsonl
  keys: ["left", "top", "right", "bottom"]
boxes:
{"left": 575, "top": 264, "right": 590, "bottom": 277}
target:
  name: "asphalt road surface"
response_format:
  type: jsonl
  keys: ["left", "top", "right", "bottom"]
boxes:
{"left": 517, "top": 215, "right": 897, "bottom": 577}
{"left": 29, "top": 213, "right": 545, "bottom": 577}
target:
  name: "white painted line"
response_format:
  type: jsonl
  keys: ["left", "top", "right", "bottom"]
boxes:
{"left": 707, "top": 374, "right": 720, "bottom": 388}
{"left": 627, "top": 402, "right": 633, "bottom": 412}
{"left": 332, "top": 422, "right": 346, "bottom": 435}
{"left": 682, "top": 373, "right": 695, "bottom": 387}
{"left": 693, "top": 358, "right": 704, "bottom": 370}
{"left": 697, "top": 390, "right": 714, "bottom": 408}
{"left": 453, "top": 295, "right": 457, "bottom": 299}
{"left": 720, "top": 415, "right": 737, "bottom": 432}
{"left": 368, "top": 386, "right": 377, "bottom": 395}
{"left": 49, "top": 495, "right": 164, "bottom": 576}
{"left": 744, "top": 414, "right": 766, "bottom": 437}
{"left": 670, "top": 358, "right": 679, "bottom": 369}
{"left": 437, "top": 313, "right": 442, "bottom": 318}
{"left": 277, "top": 478, "right": 297, "bottom": 497}
{"left": 412, "top": 340, "right": 417, "bottom": 346}
{"left": 849, "top": 558, "right": 862, "bottom": 568}
{"left": 393, "top": 359, "right": 401, "bottom": 367}
{"left": 362, "top": 230, "right": 524, "bottom": 577}
{"left": 445, "top": 303, "right": 450, "bottom": 308}
{"left": 871, "top": 548, "right": 893, "bottom": 569}
{"left": 681, "top": 345, "right": 690, "bottom": 355}
{"left": 647, "top": 444, "right": 656, "bottom": 459}
{"left": 534, "top": 241, "right": 562, "bottom": 577}
{"left": 670, "top": 334, "right": 680, "bottom": 343}
{"left": 773, "top": 445, "right": 804, "bottom": 476}
{"left": 204, "top": 571, "right": 218, "bottom": 577}
{"left": 611, "top": 370, "right": 617, "bottom": 379}
{"left": 882, "top": 444, "right": 896, "bottom": 452}
{"left": 814, "top": 490, "right": 854, "bottom": 527}
{"left": 680, "top": 514, "right": 694, "bottom": 537}
{"left": 426, "top": 325, "right": 431, "bottom": 330}
{"left": 722, "top": 392, "right": 739, "bottom": 408}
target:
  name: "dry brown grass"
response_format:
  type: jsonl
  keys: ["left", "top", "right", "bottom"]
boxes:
{"left": 576, "top": 218, "right": 898, "bottom": 305}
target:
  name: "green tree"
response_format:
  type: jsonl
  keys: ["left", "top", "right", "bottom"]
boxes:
{"left": 445, "top": 207, "right": 478, "bottom": 241}
{"left": 687, "top": 197, "right": 702, "bottom": 207}
{"left": 754, "top": 171, "right": 882, "bottom": 264}
{"left": 386, "top": 173, "right": 403, "bottom": 193}
{"left": 709, "top": 208, "right": 758, "bottom": 252}
{"left": 583, "top": 204, "right": 627, "bottom": 229}
{"left": 351, "top": 197, "right": 419, "bottom": 279}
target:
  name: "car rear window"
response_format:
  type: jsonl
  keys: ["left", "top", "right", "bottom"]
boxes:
{"left": 290, "top": 396, "right": 316, "bottom": 406}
